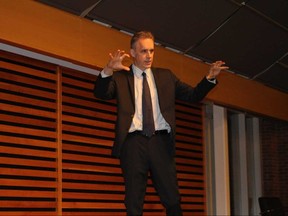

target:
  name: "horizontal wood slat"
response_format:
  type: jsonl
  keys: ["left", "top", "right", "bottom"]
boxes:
{"left": 0, "top": 212, "right": 56, "bottom": 216}
{"left": 0, "top": 103, "right": 57, "bottom": 118}
{"left": 0, "top": 72, "right": 56, "bottom": 91}
{"left": 62, "top": 115, "right": 114, "bottom": 129}
{"left": 0, "top": 113, "right": 56, "bottom": 129}
{"left": 177, "top": 142, "right": 204, "bottom": 152}
{"left": 62, "top": 85, "right": 94, "bottom": 99}
{"left": 176, "top": 157, "right": 204, "bottom": 166}
{"left": 62, "top": 192, "right": 124, "bottom": 200}
{"left": 62, "top": 75, "right": 95, "bottom": 87}
{"left": 62, "top": 164, "right": 122, "bottom": 175}
{"left": 176, "top": 111, "right": 202, "bottom": 123}
{"left": 62, "top": 152, "right": 118, "bottom": 165}
{"left": 0, "top": 157, "right": 56, "bottom": 168}
{"left": 63, "top": 182, "right": 124, "bottom": 192}
{"left": 0, "top": 125, "right": 56, "bottom": 139}
{"left": 0, "top": 167, "right": 57, "bottom": 179}
{"left": 176, "top": 134, "right": 203, "bottom": 144}
{"left": 0, "top": 92, "right": 56, "bottom": 110}
{"left": 0, "top": 135, "right": 56, "bottom": 149}
{"left": 0, "top": 190, "right": 56, "bottom": 198}
{"left": 62, "top": 172, "right": 123, "bottom": 183}
{"left": 62, "top": 96, "right": 116, "bottom": 114}
{"left": 61, "top": 213, "right": 127, "bottom": 216}
{"left": 176, "top": 119, "right": 203, "bottom": 130}
{"left": 62, "top": 134, "right": 113, "bottom": 147}
{"left": 62, "top": 202, "right": 125, "bottom": 209}
{"left": 1, "top": 81, "right": 56, "bottom": 100}
{"left": 176, "top": 149, "right": 203, "bottom": 159}
{"left": 62, "top": 124, "right": 114, "bottom": 138}
{"left": 0, "top": 201, "right": 57, "bottom": 208}
{"left": 0, "top": 179, "right": 57, "bottom": 188}
{"left": 62, "top": 143, "right": 112, "bottom": 155}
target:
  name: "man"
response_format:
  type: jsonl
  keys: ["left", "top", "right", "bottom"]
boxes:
{"left": 94, "top": 31, "right": 228, "bottom": 216}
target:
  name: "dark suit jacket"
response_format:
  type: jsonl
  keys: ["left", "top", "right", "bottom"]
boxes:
{"left": 94, "top": 66, "right": 216, "bottom": 158}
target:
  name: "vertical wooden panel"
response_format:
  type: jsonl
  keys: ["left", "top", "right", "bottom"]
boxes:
{"left": 56, "top": 66, "right": 63, "bottom": 215}
{"left": 60, "top": 68, "right": 126, "bottom": 216}
{"left": 175, "top": 102, "right": 206, "bottom": 216}
{"left": 0, "top": 51, "right": 58, "bottom": 216}
{"left": 0, "top": 50, "right": 206, "bottom": 215}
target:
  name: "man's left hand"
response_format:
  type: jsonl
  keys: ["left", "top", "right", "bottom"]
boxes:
{"left": 206, "top": 61, "right": 229, "bottom": 80}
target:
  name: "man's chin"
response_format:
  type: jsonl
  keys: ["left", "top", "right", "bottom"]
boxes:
{"left": 144, "top": 64, "right": 152, "bottom": 69}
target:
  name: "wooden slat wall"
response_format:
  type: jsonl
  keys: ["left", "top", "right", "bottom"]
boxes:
{"left": 0, "top": 51, "right": 58, "bottom": 216}
{"left": 0, "top": 50, "right": 206, "bottom": 216}
{"left": 60, "top": 68, "right": 124, "bottom": 216}
{"left": 175, "top": 102, "right": 206, "bottom": 216}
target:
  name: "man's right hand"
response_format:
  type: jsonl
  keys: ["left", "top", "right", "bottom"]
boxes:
{"left": 103, "top": 50, "right": 130, "bottom": 76}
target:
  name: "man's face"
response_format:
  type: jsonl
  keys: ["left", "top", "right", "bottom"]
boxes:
{"left": 130, "top": 38, "right": 154, "bottom": 71}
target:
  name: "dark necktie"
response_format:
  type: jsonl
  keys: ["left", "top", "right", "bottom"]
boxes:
{"left": 142, "top": 72, "right": 155, "bottom": 137}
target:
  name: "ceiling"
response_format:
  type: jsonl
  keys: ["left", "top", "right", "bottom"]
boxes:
{"left": 37, "top": 0, "right": 288, "bottom": 93}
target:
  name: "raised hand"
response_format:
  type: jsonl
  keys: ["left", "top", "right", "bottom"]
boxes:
{"left": 206, "top": 61, "right": 229, "bottom": 80}
{"left": 103, "top": 50, "right": 130, "bottom": 75}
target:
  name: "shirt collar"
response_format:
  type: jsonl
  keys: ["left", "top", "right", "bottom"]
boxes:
{"left": 132, "top": 64, "right": 152, "bottom": 78}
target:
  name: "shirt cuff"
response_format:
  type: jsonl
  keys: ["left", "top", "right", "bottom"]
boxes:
{"left": 100, "top": 70, "right": 112, "bottom": 78}
{"left": 207, "top": 77, "right": 217, "bottom": 84}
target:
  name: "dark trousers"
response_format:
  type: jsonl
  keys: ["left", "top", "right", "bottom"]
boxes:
{"left": 120, "top": 132, "right": 182, "bottom": 216}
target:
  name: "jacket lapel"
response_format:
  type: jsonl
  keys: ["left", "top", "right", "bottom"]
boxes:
{"left": 151, "top": 68, "right": 162, "bottom": 105}
{"left": 127, "top": 66, "right": 135, "bottom": 110}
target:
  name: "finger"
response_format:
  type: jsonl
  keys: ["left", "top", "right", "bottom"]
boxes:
{"left": 214, "top": 61, "right": 228, "bottom": 70}
{"left": 117, "top": 50, "right": 127, "bottom": 58}
{"left": 123, "top": 66, "right": 130, "bottom": 71}
{"left": 214, "top": 60, "right": 225, "bottom": 65}
{"left": 121, "top": 53, "right": 130, "bottom": 59}
{"left": 119, "top": 51, "right": 129, "bottom": 58}
{"left": 113, "top": 50, "right": 122, "bottom": 58}
{"left": 216, "top": 60, "right": 225, "bottom": 64}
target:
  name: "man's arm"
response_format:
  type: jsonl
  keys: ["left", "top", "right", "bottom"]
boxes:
{"left": 175, "top": 60, "right": 229, "bottom": 103}
{"left": 93, "top": 75, "right": 115, "bottom": 100}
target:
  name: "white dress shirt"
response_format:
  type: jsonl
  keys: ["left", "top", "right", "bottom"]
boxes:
{"left": 128, "top": 65, "right": 171, "bottom": 133}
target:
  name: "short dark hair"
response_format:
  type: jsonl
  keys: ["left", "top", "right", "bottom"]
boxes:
{"left": 130, "top": 31, "right": 154, "bottom": 49}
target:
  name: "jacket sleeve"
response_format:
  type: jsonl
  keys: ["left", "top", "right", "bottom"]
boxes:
{"left": 175, "top": 75, "right": 217, "bottom": 103}
{"left": 93, "top": 74, "right": 116, "bottom": 100}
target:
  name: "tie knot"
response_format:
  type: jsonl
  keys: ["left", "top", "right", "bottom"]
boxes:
{"left": 142, "top": 72, "right": 146, "bottom": 77}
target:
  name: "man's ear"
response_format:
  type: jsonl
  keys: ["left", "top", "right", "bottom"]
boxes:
{"left": 130, "top": 49, "right": 135, "bottom": 58}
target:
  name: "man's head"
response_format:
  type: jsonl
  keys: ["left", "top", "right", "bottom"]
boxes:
{"left": 130, "top": 31, "right": 155, "bottom": 71}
